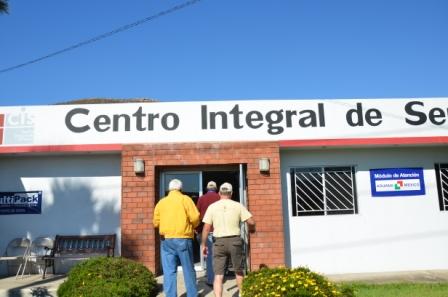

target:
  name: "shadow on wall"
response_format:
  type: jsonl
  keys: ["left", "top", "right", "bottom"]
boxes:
{"left": 0, "top": 179, "right": 120, "bottom": 276}
{"left": 0, "top": 155, "right": 122, "bottom": 277}
{"left": 43, "top": 179, "right": 120, "bottom": 274}
{"left": 46, "top": 178, "right": 118, "bottom": 236}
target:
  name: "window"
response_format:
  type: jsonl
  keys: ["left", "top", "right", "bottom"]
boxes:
{"left": 435, "top": 163, "right": 448, "bottom": 211}
{"left": 290, "top": 166, "right": 358, "bottom": 216}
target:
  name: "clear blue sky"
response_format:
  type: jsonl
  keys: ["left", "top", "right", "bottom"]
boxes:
{"left": 1, "top": 0, "right": 447, "bottom": 106}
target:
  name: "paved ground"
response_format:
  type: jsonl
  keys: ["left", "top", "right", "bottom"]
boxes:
{"left": 1, "top": 269, "right": 448, "bottom": 297}
{"left": 0, "top": 270, "right": 239, "bottom": 297}
{"left": 156, "top": 270, "right": 240, "bottom": 297}
{"left": 0, "top": 274, "right": 65, "bottom": 297}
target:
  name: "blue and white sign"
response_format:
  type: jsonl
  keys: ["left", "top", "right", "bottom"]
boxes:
{"left": 370, "top": 168, "right": 425, "bottom": 197}
{"left": 0, "top": 191, "right": 42, "bottom": 215}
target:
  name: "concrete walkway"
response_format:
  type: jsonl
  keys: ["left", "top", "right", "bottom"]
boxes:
{"left": 1, "top": 270, "right": 448, "bottom": 297}
{"left": 156, "top": 270, "right": 239, "bottom": 297}
{"left": 0, "top": 270, "right": 238, "bottom": 297}
{"left": 0, "top": 274, "right": 65, "bottom": 297}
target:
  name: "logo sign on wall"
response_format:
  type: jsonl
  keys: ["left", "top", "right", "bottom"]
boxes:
{"left": 0, "top": 191, "right": 42, "bottom": 215}
{"left": 370, "top": 168, "right": 425, "bottom": 197}
{"left": 0, "top": 110, "right": 35, "bottom": 146}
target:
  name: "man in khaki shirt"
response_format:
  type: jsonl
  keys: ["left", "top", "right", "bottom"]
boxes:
{"left": 201, "top": 182, "right": 256, "bottom": 297}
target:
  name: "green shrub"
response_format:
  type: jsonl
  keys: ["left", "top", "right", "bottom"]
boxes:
{"left": 242, "top": 266, "right": 355, "bottom": 297}
{"left": 57, "top": 257, "right": 157, "bottom": 297}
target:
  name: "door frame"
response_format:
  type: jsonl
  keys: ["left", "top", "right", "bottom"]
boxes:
{"left": 158, "top": 165, "right": 250, "bottom": 272}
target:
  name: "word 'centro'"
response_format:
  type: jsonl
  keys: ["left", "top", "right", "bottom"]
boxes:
{"left": 65, "top": 104, "right": 326, "bottom": 135}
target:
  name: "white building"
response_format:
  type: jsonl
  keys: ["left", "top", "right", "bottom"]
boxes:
{"left": 0, "top": 98, "right": 447, "bottom": 276}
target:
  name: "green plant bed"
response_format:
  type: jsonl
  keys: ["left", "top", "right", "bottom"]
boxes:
{"left": 57, "top": 257, "right": 157, "bottom": 297}
{"left": 242, "top": 266, "right": 354, "bottom": 297}
{"left": 349, "top": 282, "right": 448, "bottom": 297}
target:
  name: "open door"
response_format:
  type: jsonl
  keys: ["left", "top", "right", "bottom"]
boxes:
{"left": 239, "top": 164, "right": 250, "bottom": 272}
{"left": 159, "top": 166, "right": 249, "bottom": 272}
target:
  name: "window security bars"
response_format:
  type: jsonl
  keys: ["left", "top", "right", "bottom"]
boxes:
{"left": 435, "top": 163, "right": 448, "bottom": 211}
{"left": 291, "top": 166, "right": 358, "bottom": 216}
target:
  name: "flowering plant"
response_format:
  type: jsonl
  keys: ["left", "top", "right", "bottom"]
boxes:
{"left": 242, "top": 266, "right": 354, "bottom": 297}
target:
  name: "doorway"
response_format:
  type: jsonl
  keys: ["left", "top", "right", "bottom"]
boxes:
{"left": 158, "top": 165, "right": 248, "bottom": 271}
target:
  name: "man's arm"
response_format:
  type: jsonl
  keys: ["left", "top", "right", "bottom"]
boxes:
{"left": 185, "top": 197, "right": 201, "bottom": 228}
{"left": 201, "top": 223, "right": 212, "bottom": 256}
{"left": 245, "top": 217, "right": 256, "bottom": 233}
{"left": 153, "top": 203, "right": 160, "bottom": 228}
{"left": 241, "top": 204, "right": 255, "bottom": 233}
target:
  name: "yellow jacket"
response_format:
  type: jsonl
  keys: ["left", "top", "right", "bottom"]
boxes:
{"left": 153, "top": 190, "right": 200, "bottom": 239}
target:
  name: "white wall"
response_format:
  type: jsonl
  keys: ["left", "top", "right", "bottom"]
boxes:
{"left": 0, "top": 154, "right": 121, "bottom": 276}
{"left": 281, "top": 146, "right": 448, "bottom": 274}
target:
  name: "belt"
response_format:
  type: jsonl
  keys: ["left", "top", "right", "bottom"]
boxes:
{"left": 215, "top": 235, "right": 240, "bottom": 239}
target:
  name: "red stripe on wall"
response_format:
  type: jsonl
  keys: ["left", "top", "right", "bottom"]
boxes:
{"left": 0, "top": 128, "right": 3, "bottom": 145}
{"left": 0, "top": 144, "right": 122, "bottom": 154}
{"left": 279, "top": 136, "right": 448, "bottom": 147}
{"left": 0, "top": 114, "right": 4, "bottom": 127}
{"left": 0, "top": 136, "right": 447, "bottom": 154}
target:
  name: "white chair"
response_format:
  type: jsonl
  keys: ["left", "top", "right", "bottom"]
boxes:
{"left": 4, "top": 237, "right": 31, "bottom": 277}
{"left": 28, "top": 236, "right": 54, "bottom": 275}
{"left": 15, "top": 236, "right": 54, "bottom": 278}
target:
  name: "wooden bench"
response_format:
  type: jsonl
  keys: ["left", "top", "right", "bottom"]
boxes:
{"left": 42, "top": 234, "right": 116, "bottom": 279}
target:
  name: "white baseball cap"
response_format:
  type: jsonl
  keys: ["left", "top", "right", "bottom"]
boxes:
{"left": 219, "top": 182, "right": 233, "bottom": 193}
{"left": 206, "top": 181, "right": 217, "bottom": 190}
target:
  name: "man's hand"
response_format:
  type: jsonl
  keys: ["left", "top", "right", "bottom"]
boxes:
{"left": 201, "top": 223, "right": 212, "bottom": 254}
{"left": 202, "top": 245, "right": 208, "bottom": 257}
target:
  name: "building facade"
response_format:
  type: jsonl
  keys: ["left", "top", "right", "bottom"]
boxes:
{"left": 1, "top": 98, "right": 447, "bottom": 276}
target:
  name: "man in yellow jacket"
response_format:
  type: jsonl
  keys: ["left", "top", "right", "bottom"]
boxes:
{"left": 153, "top": 178, "right": 200, "bottom": 297}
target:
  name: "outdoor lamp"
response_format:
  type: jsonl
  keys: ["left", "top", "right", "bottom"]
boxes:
{"left": 134, "top": 158, "right": 145, "bottom": 174}
{"left": 259, "top": 157, "right": 270, "bottom": 172}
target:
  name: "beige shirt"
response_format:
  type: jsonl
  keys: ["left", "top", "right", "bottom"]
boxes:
{"left": 202, "top": 199, "right": 252, "bottom": 238}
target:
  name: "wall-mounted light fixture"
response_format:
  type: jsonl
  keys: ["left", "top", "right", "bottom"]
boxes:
{"left": 259, "top": 157, "right": 270, "bottom": 173}
{"left": 134, "top": 158, "right": 145, "bottom": 174}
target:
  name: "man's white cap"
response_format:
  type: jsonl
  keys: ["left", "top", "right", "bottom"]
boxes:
{"left": 206, "top": 181, "right": 217, "bottom": 190}
{"left": 219, "top": 182, "right": 233, "bottom": 193}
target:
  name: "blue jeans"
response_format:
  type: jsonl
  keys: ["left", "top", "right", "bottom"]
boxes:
{"left": 196, "top": 233, "right": 214, "bottom": 284}
{"left": 205, "top": 233, "right": 214, "bottom": 284}
{"left": 161, "top": 238, "right": 198, "bottom": 297}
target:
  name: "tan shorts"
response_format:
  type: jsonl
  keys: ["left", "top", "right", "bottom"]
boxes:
{"left": 213, "top": 236, "right": 244, "bottom": 275}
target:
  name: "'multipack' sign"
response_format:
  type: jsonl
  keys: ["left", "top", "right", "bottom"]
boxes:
{"left": 1, "top": 98, "right": 448, "bottom": 147}
{"left": 370, "top": 168, "right": 425, "bottom": 197}
{"left": 0, "top": 191, "right": 42, "bottom": 215}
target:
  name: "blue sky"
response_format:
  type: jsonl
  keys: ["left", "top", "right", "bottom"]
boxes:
{"left": 0, "top": 0, "right": 447, "bottom": 106}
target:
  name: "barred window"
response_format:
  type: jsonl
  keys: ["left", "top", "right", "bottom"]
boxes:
{"left": 435, "top": 163, "right": 448, "bottom": 211}
{"left": 290, "top": 166, "right": 358, "bottom": 216}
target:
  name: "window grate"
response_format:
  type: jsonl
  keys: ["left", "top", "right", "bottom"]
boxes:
{"left": 435, "top": 164, "right": 448, "bottom": 211}
{"left": 291, "top": 166, "right": 358, "bottom": 216}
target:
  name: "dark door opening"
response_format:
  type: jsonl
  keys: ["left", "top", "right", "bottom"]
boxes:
{"left": 202, "top": 170, "right": 240, "bottom": 202}
{"left": 158, "top": 166, "right": 246, "bottom": 272}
